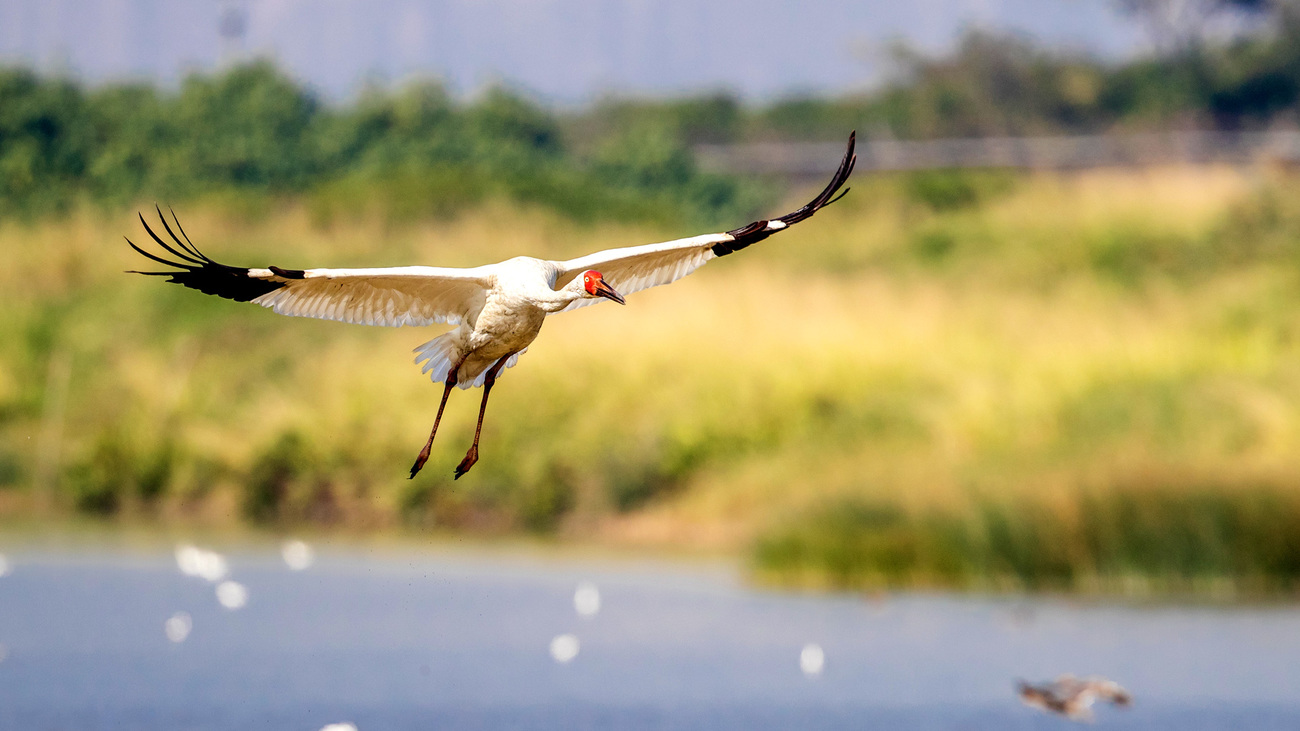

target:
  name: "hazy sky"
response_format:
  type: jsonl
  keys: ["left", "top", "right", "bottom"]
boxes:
{"left": 0, "top": 0, "right": 1142, "bottom": 102}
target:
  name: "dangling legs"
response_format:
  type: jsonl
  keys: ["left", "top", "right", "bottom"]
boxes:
{"left": 409, "top": 354, "right": 469, "bottom": 479}
{"left": 454, "top": 352, "right": 517, "bottom": 480}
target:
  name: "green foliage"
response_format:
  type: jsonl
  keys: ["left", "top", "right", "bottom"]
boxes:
{"left": 903, "top": 169, "right": 1017, "bottom": 212}
{"left": 593, "top": 123, "right": 695, "bottom": 191}
{"left": 589, "top": 120, "right": 760, "bottom": 225}
{"left": 0, "top": 65, "right": 761, "bottom": 226}
{"left": 0, "top": 448, "right": 21, "bottom": 488}
{"left": 244, "top": 431, "right": 312, "bottom": 523}
{"left": 307, "top": 165, "right": 492, "bottom": 224}
{"left": 398, "top": 479, "right": 440, "bottom": 528}
{"left": 86, "top": 83, "right": 172, "bottom": 203}
{"left": 605, "top": 434, "right": 710, "bottom": 512}
{"left": 466, "top": 87, "right": 563, "bottom": 159}
{"left": 910, "top": 227, "right": 958, "bottom": 262}
{"left": 0, "top": 68, "right": 92, "bottom": 215}
{"left": 171, "top": 61, "right": 320, "bottom": 191}
{"left": 578, "top": 93, "right": 742, "bottom": 146}
{"left": 62, "top": 433, "right": 175, "bottom": 515}
{"left": 754, "top": 502, "right": 928, "bottom": 587}
{"left": 513, "top": 463, "right": 576, "bottom": 533}
{"left": 241, "top": 429, "right": 355, "bottom": 525}
{"left": 754, "top": 487, "right": 1300, "bottom": 595}
{"left": 1, "top": 161, "right": 1300, "bottom": 597}
{"left": 11, "top": 16, "right": 1300, "bottom": 223}
{"left": 11, "top": 33, "right": 1300, "bottom": 595}
{"left": 737, "top": 19, "right": 1300, "bottom": 140}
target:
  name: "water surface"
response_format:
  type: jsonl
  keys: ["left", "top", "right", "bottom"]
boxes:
{"left": 0, "top": 546, "right": 1296, "bottom": 730}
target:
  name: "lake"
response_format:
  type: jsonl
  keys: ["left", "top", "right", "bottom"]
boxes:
{"left": 0, "top": 544, "right": 1296, "bottom": 730}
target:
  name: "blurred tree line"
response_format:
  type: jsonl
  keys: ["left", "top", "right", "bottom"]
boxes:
{"left": 0, "top": 61, "right": 762, "bottom": 222}
{"left": 744, "top": 0, "right": 1300, "bottom": 140}
{"left": 5, "top": 0, "right": 1300, "bottom": 218}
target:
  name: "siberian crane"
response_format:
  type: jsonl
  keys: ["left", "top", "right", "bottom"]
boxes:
{"left": 128, "top": 132, "right": 856, "bottom": 479}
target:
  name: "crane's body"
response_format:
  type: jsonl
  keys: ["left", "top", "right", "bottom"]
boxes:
{"left": 128, "top": 133, "right": 856, "bottom": 478}
{"left": 413, "top": 257, "right": 569, "bottom": 389}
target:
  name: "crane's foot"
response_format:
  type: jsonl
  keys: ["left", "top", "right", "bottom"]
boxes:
{"left": 410, "top": 445, "right": 432, "bottom": 479}
{"left": 453, "top": 446, "right": 479, "bottom": 480}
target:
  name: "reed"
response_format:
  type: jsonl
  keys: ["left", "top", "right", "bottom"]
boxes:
{"left": 752, "top": 485, "right": 1300, "bottom": 596}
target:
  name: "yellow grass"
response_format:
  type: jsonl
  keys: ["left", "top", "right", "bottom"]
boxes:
{"left": 4, "top": 165, "right": 1300, "bottom": 580}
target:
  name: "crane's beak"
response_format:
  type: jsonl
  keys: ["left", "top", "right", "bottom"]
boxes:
{"left": 593, "top": 278, "right": 626, "bottom": 305}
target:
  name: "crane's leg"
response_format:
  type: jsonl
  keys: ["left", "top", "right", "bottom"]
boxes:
{"left": 409, "top": 354, "right": 469, "bottom": 479}
{"left": 453, "top": 352, "right": 516, "bottom": 480}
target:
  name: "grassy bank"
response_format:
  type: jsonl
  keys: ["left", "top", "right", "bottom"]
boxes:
{"left": 754, "top": 487, "right": 1300, "bottom": 597}
{"left": 5, "top": 165, "right": 1300, "bottom": 595}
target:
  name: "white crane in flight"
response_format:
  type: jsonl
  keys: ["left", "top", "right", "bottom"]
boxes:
{"left": 129, "top": 133, "right": 856, "bottom": 479}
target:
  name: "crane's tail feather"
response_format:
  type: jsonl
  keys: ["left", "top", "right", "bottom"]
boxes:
{"left": 414, "top": 333, "right": 526, "bottom": 389}
{"left": 414, "top": 332, "right": 461, "bottom": 385}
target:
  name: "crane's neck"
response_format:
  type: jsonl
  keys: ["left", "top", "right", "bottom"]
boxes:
{"left": 532, "top": 276, "right": 589, "bottom": 313}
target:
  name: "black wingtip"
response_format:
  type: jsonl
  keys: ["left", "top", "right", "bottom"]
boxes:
{"left": 166, "top": 205, "right": 207, "bottom": 259}
{"left": 154, "top": 204, "right": 205, "bottom": 264}
{"left": 719, "top": 130, "right": 856, "bottom": 254}
{"left": 125, "top": 208, "right": 291, "bottom": 303}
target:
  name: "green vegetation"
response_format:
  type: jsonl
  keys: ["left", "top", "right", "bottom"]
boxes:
{"left": 745, "top": 2, "right": 1300, "bottom": 140}
{"left": 8, "top": 8, "right": 1300, "bottom": 595}
{"left": 755, "top": 488, "right": 1300, "bottom": 596}
{"left": 4, "top": 164, "right": 1300, "bottom": 598}
{"left": 8, "top": 3, "right": 1300, "bottom": 221}
{"left": 0, "top": 62, "right": 760, "bottom": 224}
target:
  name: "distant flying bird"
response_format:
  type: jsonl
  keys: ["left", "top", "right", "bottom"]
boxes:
{"left": 128, "top": 133, "right": 856, "bottom": 479}
{"left": 1017, "top": 675, "right": 1133, "bottom": 722}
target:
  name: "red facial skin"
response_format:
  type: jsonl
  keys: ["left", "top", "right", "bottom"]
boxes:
{"left": 583, "top": 270, "right": 604, "bottom": 295}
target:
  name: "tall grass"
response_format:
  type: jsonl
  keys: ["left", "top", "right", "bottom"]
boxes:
{"left": 5, "top": 166, "right": 1300, "bottom": 594}
{"left": 754, "top": 486, "right": 1300, "bottom": 596}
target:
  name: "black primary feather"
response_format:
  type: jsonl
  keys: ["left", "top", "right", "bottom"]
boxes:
{"left": 125, "top": 207, "right": 289, "bottom": 303}
{"left": 712, "top": 131, "right": 856, "bottom": 257}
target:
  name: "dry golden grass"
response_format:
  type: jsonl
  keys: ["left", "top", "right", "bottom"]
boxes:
{"left": 3, "top": 165, "right": 1300, "bottom": 591}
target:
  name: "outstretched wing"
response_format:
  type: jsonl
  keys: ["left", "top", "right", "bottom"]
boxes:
{"left": 550, "top": 131, "right": 856, "bottom": 313}
{"left": 1080, "top": 678, "right": 1132, "bottom": 707}
{"left": 127, "top": 207, "right": 490, "bottom": 327}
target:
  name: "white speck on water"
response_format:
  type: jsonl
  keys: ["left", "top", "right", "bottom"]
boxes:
{"left": 319, "top": 723, "right": 358, "bottom": 731}
{"left": 550, "top": 634, "right": 580, "bottom": 663}
{"left": 175, "top": 544, "right": 229, "bottom": 582}
{"left": 164, "top": 611, "right": 192, "bottom": 643}
{"left": 216, "top": 580, "right": 249, "bottom": 610}
{"left": 574, "top": 581, "right": 600, "bottom": 618}
{"left": 800, "top": 643, "right": 825, "bottom": 677}
{"left": 281, "top": 539, "right": 315, "bottom": 571}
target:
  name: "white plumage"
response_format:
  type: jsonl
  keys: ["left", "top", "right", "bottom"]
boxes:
{"left": 128, "top": 133, "right": 856, "bottom": 479}
{"left": 248, "top": 266, "right": 490, "bottom": 328}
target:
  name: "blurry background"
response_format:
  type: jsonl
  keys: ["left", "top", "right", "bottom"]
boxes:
{"left": 8, "top": 3, "right": 1300, "bottom": 729}
{"left": 1, "top": 0, "right": 1139, "bottom": 101}
{"left": 4, "top": 0, "right": 1300, "bottom": 596}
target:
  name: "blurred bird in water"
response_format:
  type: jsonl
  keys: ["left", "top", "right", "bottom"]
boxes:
{"left": 127, "top": 133, "right": 856, "bottom": 479}
{"left": 1017, "top": 674, "right": 1133, "bottom": 722}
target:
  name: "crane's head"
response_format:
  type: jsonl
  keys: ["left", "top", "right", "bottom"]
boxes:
{"left": 581, "top": 270, "right": 625, "bottom": 305}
